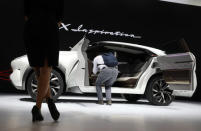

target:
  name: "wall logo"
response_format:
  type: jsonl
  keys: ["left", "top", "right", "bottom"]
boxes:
{"left": 59, "top": 23, "right": 141, "bottom": 39}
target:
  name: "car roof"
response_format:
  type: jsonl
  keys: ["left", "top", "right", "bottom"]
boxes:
{"left": 95, "top": 41, "right": 166, "bottom": 56}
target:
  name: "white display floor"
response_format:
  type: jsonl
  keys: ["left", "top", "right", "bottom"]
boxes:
{"left": 0, "top": 93, "right": 201, "bottom": 131}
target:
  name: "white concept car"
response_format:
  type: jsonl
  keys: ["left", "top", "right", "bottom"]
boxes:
{"left": 10, "top": 37, "right": 197, "bottom": 106}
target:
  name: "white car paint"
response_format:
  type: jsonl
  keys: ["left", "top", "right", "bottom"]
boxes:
{"left": 10, "top": 38, "right": 197, "bottom": 98}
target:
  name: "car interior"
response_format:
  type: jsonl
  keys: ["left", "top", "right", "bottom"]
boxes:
{"left": 86, "top": 43, "right": 152, "bottom": 88}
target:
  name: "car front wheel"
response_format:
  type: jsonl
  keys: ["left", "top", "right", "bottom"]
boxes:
{"left": 146, "top": 75, "right": 174, "bottom": 106}
{"left": 26, "top": 69, "right": 64, "bottom": 101}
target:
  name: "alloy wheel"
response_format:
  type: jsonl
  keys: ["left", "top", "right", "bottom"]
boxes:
{"left": 152, "top": 78, "right": 173, "bottom": 104}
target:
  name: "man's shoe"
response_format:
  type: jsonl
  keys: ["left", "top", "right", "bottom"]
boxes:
{"left": 31, "top": 105, "right": 44, "bottom": 122}
{"left": 47, "top": 98, "right": 60, "bottom": 121}
{"left": 96, "top": 100, "right": 104, "bottom": 105}
{"left": 106, "top": 100, "right": 112, "bottom": 105}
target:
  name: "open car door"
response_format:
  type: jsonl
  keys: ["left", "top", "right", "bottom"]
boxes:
{"left": 157, "top": 39, "right": 197, "bottom": 97}
{"left": 67, "top": 37, "right": 90, "bottom": 90}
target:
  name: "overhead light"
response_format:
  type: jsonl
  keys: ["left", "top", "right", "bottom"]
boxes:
{"left": 160, "top": 0, "right": 201, "bottom": 7}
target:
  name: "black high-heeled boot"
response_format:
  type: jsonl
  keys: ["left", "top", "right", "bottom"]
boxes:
{"left": 47, "top": 98, "right": 60, "bottom": 121}
{"left": 31, "top": 105, "right": 44, "bottom": 122}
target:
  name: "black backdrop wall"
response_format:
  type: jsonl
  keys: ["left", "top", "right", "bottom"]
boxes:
{"left": 0, "top": 0, "right": 201, "bottom": 100}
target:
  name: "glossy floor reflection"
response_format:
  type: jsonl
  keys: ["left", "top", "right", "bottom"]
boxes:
{"left": 0, "top": 93, "right": 201, "bottom": 131}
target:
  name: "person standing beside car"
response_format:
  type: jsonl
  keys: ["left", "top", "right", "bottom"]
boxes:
{"left": 24, "top": 0, "right": 64, "bottom": 122}
{"left": 93, "top": 50, "right": 119, "bottom": 105}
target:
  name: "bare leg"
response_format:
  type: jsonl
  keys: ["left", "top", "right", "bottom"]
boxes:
{"left": 36, "top": 59, "right": 52, "bottom": 109}
{"left": 33, "top": 67, "right": 40, "bottom": 79}
{"left": 33, "top": 66, "right": 51, "bottom": 100}
{"left": 44, "top": 62, "right": 52, "bottom": 100}
{"left": 45, "top": 84, "right": 51, "bottom": 99}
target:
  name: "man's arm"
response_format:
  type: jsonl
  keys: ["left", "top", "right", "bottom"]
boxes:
{"left": 92, "top": 57, "right": 98, "bottom": 75}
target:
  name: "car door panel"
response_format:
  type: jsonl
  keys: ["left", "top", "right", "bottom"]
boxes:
{"left": 157, "top": 52, "right": 195, "bottom": 91}
{"left": 157, "top": 53, "right": 193, "bottom": 70}
{"left": 69, "top": 37, "right": 90, "bottom": 87}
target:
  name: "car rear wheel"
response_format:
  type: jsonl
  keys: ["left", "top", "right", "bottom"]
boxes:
{"left": 122, "top": 94, "right": 142, "bottom": 102}
{"left": 26, "top": 69, "right": 64, "bottom": 101}
{"left": 146, "top": 75, "right": 174, "bottom": 106}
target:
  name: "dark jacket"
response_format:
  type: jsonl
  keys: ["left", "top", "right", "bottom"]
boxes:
{"left": 24, "top": 0, "right": 64, "bottom": 23}
{"left": 24, "top": 0, "right": 64, "bottom": 67}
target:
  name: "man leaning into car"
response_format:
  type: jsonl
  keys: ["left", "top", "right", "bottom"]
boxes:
{"left": 93, "top": 50, "right": 119, "bottom": 105}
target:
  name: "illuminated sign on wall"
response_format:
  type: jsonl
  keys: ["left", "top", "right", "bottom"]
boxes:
{"left": 60, "top": 23, "right": 141, "bottom": 39}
